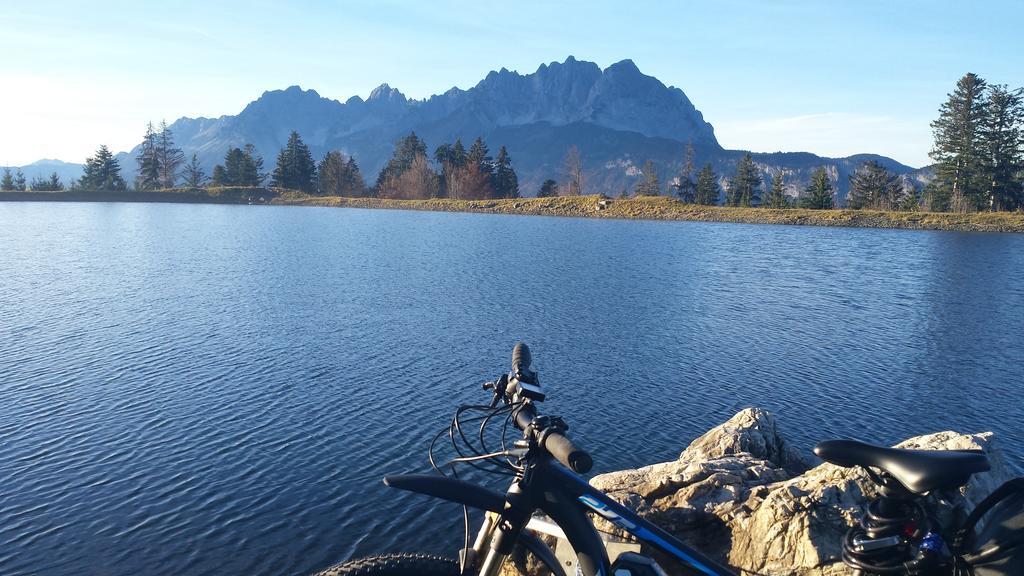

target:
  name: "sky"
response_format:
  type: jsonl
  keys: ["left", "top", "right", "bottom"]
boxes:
{"left": 1, "top": 0, "right": 1022, "bottom": 169}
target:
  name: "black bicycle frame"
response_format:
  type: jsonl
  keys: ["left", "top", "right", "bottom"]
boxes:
{"left": 386, "top": 457, "right": 735, "bottom": 576}
{"left": 535, "top": 459, "right": 734, "bottom": 576}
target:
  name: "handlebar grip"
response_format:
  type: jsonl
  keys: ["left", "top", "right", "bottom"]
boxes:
{"left": 542, "top": 431, "right": 593, "bottom": 474}
{"left": 511, "top": 342, "right": 532, "bottom": 376}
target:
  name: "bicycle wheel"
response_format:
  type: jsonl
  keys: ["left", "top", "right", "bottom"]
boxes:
{"left": 314, "top": 553, "right": 460, "bottom": 576}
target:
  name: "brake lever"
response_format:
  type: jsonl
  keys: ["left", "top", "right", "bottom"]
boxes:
{"left": 482, "top": 374, "right": 510, "bottom": 407}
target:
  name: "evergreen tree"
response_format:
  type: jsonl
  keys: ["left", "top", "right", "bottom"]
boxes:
{"left": 211, "top": 164, "right": 228, "bottom": 186}
{"left": 1, "top": 168, "right": 14, "bottom": 191}
{"left": 674, "top": 142, "right": 696, "bottom": 202}
{"left": 213, "top": 145, "right": 265, "bottom": 187}
{"left": 271, "top": 131, "right": 317, "bottom": 192}
{"left": 634, "top": 160, "right": 661, "bottom": 196}
{"left": 492, "top": 146, "right": 519, "bottom": 198}
{"left": 467, "top": 137, "right": 492, "bottom": 171}
{"left": 375, "top": 132, "right": 427, "bottom": 191}
{"left": 799, "top": 167, "right": 835, "bottom": 209}
{"left": 847, "top": 161, "right": 901, "bottom": 210}
{"left": 727, "top": 153, "right": 761, "bottom": 207}
{"left": 135, "top": 122, "right": 162, "bottom": 190}
{"left": 79, "top": 145, "right": 127, "bottom": 191}
{"left": 981, "top": 84, "right": 1024, "bottom": 211}
{"left": 930, "top": 73, "right": 989, "bottom": 212}
{"left": 213, "top": 148, "right": 243, "bottom": 186}
{"left": 921, "top": 180, "right": 950, "bottom": 212}
{"left": 764, "top": 172, "right": 790, "bottom": 208}
{"left": 183, "top": 153, "right": 206, "bottom": 188}
{"left": 156, "top": 120, "right": 184, "bottom": 188}
{"left": 898, "top": 185, "right": 921, "bottom": 212}
{"left": 537, "top": 179, "right": 558, "bottom": 198}
{"left": 694, "top": 163, "right": 720, "bottom": 205}
{"left": 241, "top": 144, "right": 265, "bottom": 186}
{"left": 30, "top": 172, "right": 64, "bottom": 191}
{"left": 318, "top": 151, "right": 365, "bottom": 197}
{"left": 14, "top": 169, "right": 26, "bottom": 191}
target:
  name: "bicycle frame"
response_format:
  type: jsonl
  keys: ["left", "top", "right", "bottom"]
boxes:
{"left": 386, "top": 457, "right": 735, "bottom": 576}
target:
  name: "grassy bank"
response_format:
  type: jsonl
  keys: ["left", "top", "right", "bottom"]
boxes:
{"left": 278, "top": 193, "right": 1024, "bottom": 233}
{"left": 5, "top": 189, "right": 1023, "bottom": 233}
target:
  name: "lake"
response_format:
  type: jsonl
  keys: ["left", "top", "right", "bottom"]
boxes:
{"left": 1, "top": 202, "right": 1022, "bottom": 575}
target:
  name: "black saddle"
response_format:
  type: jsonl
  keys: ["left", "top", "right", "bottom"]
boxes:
{"left": 814, "top": 439, "right": 990, "bottom": 495}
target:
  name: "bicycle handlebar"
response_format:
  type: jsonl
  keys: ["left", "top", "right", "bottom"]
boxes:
{"left": 508, "top": 343, "right": 593, "bottom": 474}
{"left": 511, "top": 342, "right": 532, "bottom": 377}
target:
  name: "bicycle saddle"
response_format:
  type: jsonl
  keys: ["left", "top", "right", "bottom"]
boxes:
{"left": 814, "top": 439, "right": 990, "bottom": 495}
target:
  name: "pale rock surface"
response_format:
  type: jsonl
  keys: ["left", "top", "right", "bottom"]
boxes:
{"left": 579, "top": 408, "right": 1012, "bottom": 576}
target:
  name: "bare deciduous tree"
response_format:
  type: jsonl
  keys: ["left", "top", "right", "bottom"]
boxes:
{"left": 563, "top": 145, "right": 584, "bottom": 196}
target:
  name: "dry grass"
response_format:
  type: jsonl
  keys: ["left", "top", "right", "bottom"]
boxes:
{"left": 275, "top": 194, "right": 1024, "bottom": 233}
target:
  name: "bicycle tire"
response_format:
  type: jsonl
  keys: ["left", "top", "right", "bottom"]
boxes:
{"left": 313, "top": 553, "right": 460, "bottom": 576}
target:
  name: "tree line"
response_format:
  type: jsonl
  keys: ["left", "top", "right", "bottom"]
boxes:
{"left": 927, "top": 73, "right": 1023, "bottom": 212}
{"left": 9, "top": 71, "right": 1018, "bottom": 211}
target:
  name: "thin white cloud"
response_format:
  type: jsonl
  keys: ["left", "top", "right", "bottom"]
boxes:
{"left": 714, "top": 112, "right": 931, "bottom": 168}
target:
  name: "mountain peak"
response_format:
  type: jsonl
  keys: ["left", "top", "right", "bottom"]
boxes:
{"left": 605, "top": 59, "right": 640, "bottom": 74}
{"left": 368, "top": 83, "right": 406, "bottom": 103}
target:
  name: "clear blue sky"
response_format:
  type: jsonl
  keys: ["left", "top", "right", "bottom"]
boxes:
{"left": 2, "top": 0, "right": 1022, "bottom": 168}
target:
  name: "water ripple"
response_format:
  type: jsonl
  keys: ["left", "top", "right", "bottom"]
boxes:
{"left": 1, "top": 204, "right": 1023, "bottom": 575}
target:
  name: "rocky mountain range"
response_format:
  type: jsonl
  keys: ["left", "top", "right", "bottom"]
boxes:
{"left": 12, "top": 57, "right": 926, "bottom": 201}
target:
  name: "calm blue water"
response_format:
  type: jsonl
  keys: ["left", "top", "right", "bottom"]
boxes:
{"left": 1, "top": 202, "right": 1023, "bottom": 575}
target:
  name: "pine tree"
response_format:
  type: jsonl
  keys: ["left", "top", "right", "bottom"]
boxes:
{"left": 375, "top": 132, "right": 427, "bottom": 191}
{"left": 14, "top": 169, "right": 26, "bottom": 191}
{"left": 183, "top": 153, "right": 206, "bottom": 188}
{"left": 271, "top": 131, "right": 317, "bottom": 192}
{"left": 921, "top": 180, "right": 950, "bottom": 212}
{"left": 241, "top": 144, "right": 264, "bottom": 186}
{"left": 214, "top": 148, "right": 242, "bottom": 186}
{"left": 80, "top": 145, "right": 127, "bottom": 191}
{"left": 30, "top": 172, "right": 64, "bottom": 191}
{"left": 345, "top": 157, "right": 365, "bottom": 196}
{"left": 634, "top": 160, "right": 661, "bottom": 196}
{"left": 318, "top": 151, "right": 366, "bottom": 197}
{"left": 930, "top": 73, "right": 989, "bottom": 212}
{"left": 799, "top": 167, "right": 835, "bottom": 209}
{"left": 464, "top": 137, "right": 495, "bottom": 199}
{"left": 981, "top": 84, "right": 1024, "bottom": 211}
{"left": 492, "top": 146, "right": 519, "bottom": 198}
{"left": 156, "top": 120, "right": 184, "bottom": 188}
{"left": 694, "top": 163, "right": 720, "bottom": 205}
{"left": 1, "top": 168, "right": 14, "bottom": 191}
{"left": 898, "top": 185, "right": 921, "bottom": 212}
{"left": 674, "top": 142, "right": 696, "bottom": 202}
{"left": 135, "top": 122, "right": 161, "bottom": 190}
{"left": 727, "top": 153, "right": 761, "bottom": 207}
{"left": 537, "top": 179, "right": 559, "bottom": 198}
{"left": 848, "top": 161, "right": 900, "bottom": 210}
{"left": 764, "top": 172, "right": 790, "bottom": 208}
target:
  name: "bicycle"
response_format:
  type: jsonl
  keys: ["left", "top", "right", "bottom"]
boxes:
{"left": 316, "top": 343, "right": 1023, "bottom": 576}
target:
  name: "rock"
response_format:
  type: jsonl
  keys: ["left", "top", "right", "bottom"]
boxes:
{"left": 679, "top": 407, "right": 811, "bottom": 475}
{"left": 580, "top": 408, "right": 1014, "bottom": 576}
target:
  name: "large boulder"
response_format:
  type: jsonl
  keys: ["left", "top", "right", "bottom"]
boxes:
{"left": 585, "top": 408, "right": 1013, "bottom": 576}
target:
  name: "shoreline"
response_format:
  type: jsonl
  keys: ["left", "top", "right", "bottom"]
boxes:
{"left": 4, "top": 189, "right": 1024, "bottom": 233}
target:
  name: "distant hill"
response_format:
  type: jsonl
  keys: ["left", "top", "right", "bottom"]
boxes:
{"left": 22, "top": 57, "right": 921, "bottom": 201}
{"left": 5, "top": 159, "right": 84, "bottom": 187}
